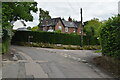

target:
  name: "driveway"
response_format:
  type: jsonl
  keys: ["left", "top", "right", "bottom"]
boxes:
{"left": 2, "top": 45, "right": 113, "bottom": 78}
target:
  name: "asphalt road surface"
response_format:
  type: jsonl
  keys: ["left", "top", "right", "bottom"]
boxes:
{"left": 2, "top": 45, "right": 113, "bottom": 79}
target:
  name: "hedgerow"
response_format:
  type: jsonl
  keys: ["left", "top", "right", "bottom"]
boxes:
{"left": 100, "top": 15, "right": 120, "bottom": 59}
{"left": 12, "top": 31, "right": 99, "bottom": 46}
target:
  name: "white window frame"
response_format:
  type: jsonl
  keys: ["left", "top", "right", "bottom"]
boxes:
{"left": 58, "top": 26, "right": 62, "bottom": 30}
{"left": 65, "top": 27, "right": 68, "bottom": 32}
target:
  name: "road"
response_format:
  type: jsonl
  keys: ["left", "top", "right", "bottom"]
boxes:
{"left": 2, "top": 45, "right": 113, "bottom": 78}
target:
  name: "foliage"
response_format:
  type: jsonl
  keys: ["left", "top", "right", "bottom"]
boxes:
{"left": 70, "top": 32, "right": 77, "bottom": 35}
{"left": 27, "top": 27, "right": 32, "bottom": 30}
{"left": 31, "top": 26, "right": 39, "bottom": 31}
{"left": 11, "top": 31, "right": 99, "bottom": 46}
{"left": 2, "top": 2, "right": 37, "bottom": 23}
{"left": 2, "top": 30, "right": 11, "bottom": 53}
{"left": 39, "top": 8, "right": 51, "bottom": 26}
{"left": 100, "top": 15, "right": 120, "bottom": 59}
{"left": 84, "top": 18, "right": 102, "bottom": 38}
{"left": 2, "top": 2, "right": 38, "bottom": 35}
{"left": 2, "top": 2, "right": 38, "bottom": 53}
{"left": 94, "top": 50, "right": 102, "bottom": 53}
{"left": 55, "top": 30, "right": 61, "bottom": 33}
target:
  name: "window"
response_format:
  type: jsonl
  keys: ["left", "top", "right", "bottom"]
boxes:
{"left": 65, "top": 27, "right": 68, "bottom": 32}
{"left": 58, "top": 26, "right": 62, "bottom": 30}
{"left": 43, "top": 27, "right": 47, "bottom": 31}
{"left": 48, "top": 27, "right": 54, "bottom": 32}
{"left": 49, "top": 27, "right": 52, "bottom": 29}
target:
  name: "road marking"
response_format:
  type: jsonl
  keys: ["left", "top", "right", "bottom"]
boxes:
{"left": 12, "top": 50, "right": 48, "bottom": 78}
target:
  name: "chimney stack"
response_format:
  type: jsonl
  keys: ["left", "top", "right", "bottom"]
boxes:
{"left": 68, "top": 17, "right": 72, "bottom": 22}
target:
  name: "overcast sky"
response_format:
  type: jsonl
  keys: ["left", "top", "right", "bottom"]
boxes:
{"left": 25, "top": 0, "right": 120, "bottom": 27}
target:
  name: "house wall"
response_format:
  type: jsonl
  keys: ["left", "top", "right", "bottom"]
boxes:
{"left": 77, "top": 26, "right": 81, "bottom": 34}
{"left": 40, "top": 19, "right": 82, "bottom": 35}
{"left": 67, "top": 27, "right": 81, "bottom": 34}
{"left": 67, "top": 28, "right": 76, "bottom": 33}
{"left": 55, "top": 20, "right": 82, "bottom": 34}
{"left": 55, "top": 20, "right": 65, "bottom": 32}
{"left": 42, "top": 26, "right": 54, "bottom": 31}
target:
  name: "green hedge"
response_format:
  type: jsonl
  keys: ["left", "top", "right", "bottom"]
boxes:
{"left": 100, "top": 15, "right": 120, "bottom": 59}
{"left": 11, "top": 31, "right": 99, "bottom": 46}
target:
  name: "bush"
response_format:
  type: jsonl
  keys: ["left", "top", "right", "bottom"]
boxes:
{"left": 2, "top": 29, "right": 11, "bottom": 54}
{"left": 100, "top": 15, "right": 120, "bottom": 59}
{"left": 55, "top": 30, "right": 61, "bottom": 33}
{"left": 12, "top": 31, "right": 99, "bottom": 46}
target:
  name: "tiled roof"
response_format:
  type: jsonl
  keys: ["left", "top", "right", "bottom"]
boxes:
{"left": 62, "top": 20, "right": 81, "bottom": 28}
{"left": 62, "top": 20, "right": 77, "bottom": 28}
{"left": 74, "top": 21, "right": 81, "bottom": 28}
{"left": 40, "top": 17, "right": 81, "bottom": 28}
{"left": 40, "top": 17, "right": 61, "bottom": 27}
{"left": 21, "top": 21, "right": 26, "bottom": 26}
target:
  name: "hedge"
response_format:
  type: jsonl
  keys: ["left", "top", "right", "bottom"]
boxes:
{"left": 100, "top": 15, "right": 120, "bottom": 59}
{"left": 11, "top": 31, "right": 99, "bottom": 46}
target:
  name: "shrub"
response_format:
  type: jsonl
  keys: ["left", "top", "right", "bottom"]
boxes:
{"left": 2, "top": 29, "right": 11, "bottom": 54}
{"left": 12, "top": 31, "right": 99, "bottom": 46}
{"left": 55, "top": 30, "right": 61, "bottom": 33}
{"left": 100, "top": 15, "right": 120, "bottom": 59}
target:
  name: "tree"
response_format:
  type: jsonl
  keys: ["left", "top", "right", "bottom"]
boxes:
{"left": 84, "top": 18, "right": 102, "bottom": 45}
{"left": 84, "top": 18, "right": 102, "bottom": 38}
{"left": 27, "top": 26, "right": 32, "bottom": 30}
{"left": 38, "top": 8, "right": 51, "bottom": 27}
{"left": 2, "top": 2, "right": 38, "bottom": 53}
{"left": 2, "top": 2, "right": 38, "bottom": 36}
{"left": 31, "top": 26, "right": 39, "bottom": 31}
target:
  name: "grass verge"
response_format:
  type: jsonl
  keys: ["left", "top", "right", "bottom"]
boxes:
{"left": 12, "top": 42, "right": 101, "bottom": 50}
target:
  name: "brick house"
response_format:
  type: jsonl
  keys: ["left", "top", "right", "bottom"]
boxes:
{"left": 39, "top": 17, "right": 82, "bottom": 34}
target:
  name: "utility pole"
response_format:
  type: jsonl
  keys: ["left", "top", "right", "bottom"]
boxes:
{"left": 80, "top": 8, "right": 83, "bottom": 47}
{"left": 39, "top": 8, "right": 42, "bottom": 30}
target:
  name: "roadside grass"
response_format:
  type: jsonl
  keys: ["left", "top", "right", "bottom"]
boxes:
{"left": 94, "top": 50, "right": 102, "bottom": 53}
{"left": 2, "top": 39, "right": 11, "bottom": 54}
{"left": 12, "top": 42, "right": 101, "bottom": 50}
